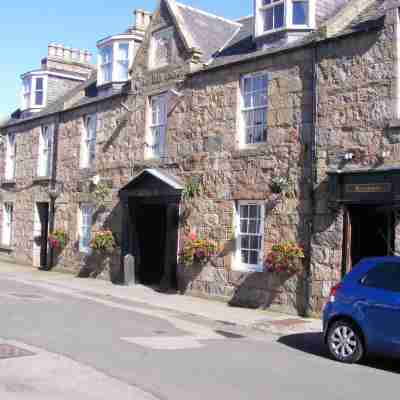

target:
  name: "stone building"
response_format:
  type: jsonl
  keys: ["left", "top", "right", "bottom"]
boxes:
{"left": 1, "top": 0, "right": 399, "bottom": 316}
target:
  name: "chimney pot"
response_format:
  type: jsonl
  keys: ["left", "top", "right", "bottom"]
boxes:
{"left": 134, "top": 9, "right": 152, "bottom": 32}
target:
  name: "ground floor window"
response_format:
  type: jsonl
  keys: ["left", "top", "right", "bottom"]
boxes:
{"left": 79, "top": 204, "right": 94, "bottom": 254}
{"left": 235, "top": 201, "right": 265, "bottom": 272}
{"left": 2, "top": 203, "right": 13, "bottom": 246}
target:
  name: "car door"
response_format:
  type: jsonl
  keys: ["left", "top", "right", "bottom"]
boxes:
{"left": 355, "top": 262, "right": 400, "bottom": 355}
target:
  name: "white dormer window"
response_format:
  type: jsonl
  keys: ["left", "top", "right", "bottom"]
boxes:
{"left": 116, "top": 43, "right": 129, "bottom": 81}
{"left": 21, "top": 75, "right": 47, "bottom": 110}
{"left": 255, "top": 0, "right": 315, "bottom": 37}
{"left": 5, "top": 133, "right": 16, "bottom": 181}
{"left": 100, "top": 46, "right": 113, "bottom": 83}
{"left": 37, "top": 124, "right": 54, "bottom": 178}
{"left": 97, "top": 38, "right": 136, "bottom": 86}
{"left": 149, "top": 27, "right": 174, "bottom": 70}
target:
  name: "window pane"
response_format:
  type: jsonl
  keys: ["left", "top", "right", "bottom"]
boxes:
{"left": 240, "top": 205, "right": 249, "bottom": 218}
{"left": 241, "top": 235, "right": 250, "bottom": 249}
{"left": 274, "top": 3, "right": 284, "bottom": 28}
{"left": 35, "top": 78, "right": 43, "bottom": 91}
{"left": 249, "top": 251, "right": 259, "bottom": 265}
{"left": 241, "top": 250, "right": 249, "bottom": 264}
{"left": 250, "top": 236, "right": 262, "bottom": 250}
{"left": 35, "top": 91, "right": 43, "bottom": 106}
{"left": 240, "top": 220, "right": 248, "bottom": 234}
{"left": 263, "top": 9, "right": 273, "bottom": 31}
{"left": 249, "top": 205, "right": 259, "bottom": 218}
{"left": 293, "top": 1, "right": 308, "bottom": 25}
{"left": 118, "top": 43, "right": 129, "bottom": 60}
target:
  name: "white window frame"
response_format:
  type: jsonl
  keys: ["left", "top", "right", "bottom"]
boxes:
{"left": 116, "top": 42, "right": 130, "bottom": 81}
{"left": 254, "top": 0, "right": 315, "bottom": 37}
{"left": 2, "top": 202, "right": 14, "bottom": 247}
{"left": 5, "top": 133, "right": 16, "bottom": 181}
{"left": 99, "top": 46, "right": 113, "bottom": 84}
{"left": 34, "top": 77, "right": 45, "bottom": 106}
{"left": 147, "top": 93, "right": 168, "bottom": 159}
{"left": 234, "top": 201, "right": 265, "bottom": 272}
{"left": 149, "top": 27, "right": 174, "bottom": 70}
{"left": 239, "top": 72, "right": 269, "bottom": 148}
{"left": 37, "top": 124, "right": 54, "bottom": 178}
{"left": 21, "top": 75, "right": 48, "bottom": 110}
{"left": 80, "top": 114, "right": 97, "bottom": 169}
{"left": 78, "top": 203, "right": 94, "bottom": 254}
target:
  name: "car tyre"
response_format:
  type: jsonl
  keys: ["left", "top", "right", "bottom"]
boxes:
{"left": 327, "top": 320, "right": 364, "bottom": 364}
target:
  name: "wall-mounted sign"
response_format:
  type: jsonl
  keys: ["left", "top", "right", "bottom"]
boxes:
{"left": 345, "top": 183, "right": 392, "bottom": 194}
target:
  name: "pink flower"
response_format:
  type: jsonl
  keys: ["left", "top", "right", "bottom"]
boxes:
{"left": 190, "top": 232, "right": 197, "bottom": 241}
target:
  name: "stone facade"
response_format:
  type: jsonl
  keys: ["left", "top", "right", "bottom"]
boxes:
{"left": 0, "top": 0, "right": 397, "bottom": 316}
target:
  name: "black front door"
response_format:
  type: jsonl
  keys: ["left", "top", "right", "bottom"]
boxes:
{"left": 38, "top": 203, "right": 49, "bottom": 268}
{"left": 136, "top": 203, "right": 167, "bottom": 285}
{"left": 349, "top": 206, "right": 394, "bottom": 266}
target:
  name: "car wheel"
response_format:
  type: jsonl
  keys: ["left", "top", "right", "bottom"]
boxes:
{"left": 327, "top": 320, "right": 364, "bottom": 364}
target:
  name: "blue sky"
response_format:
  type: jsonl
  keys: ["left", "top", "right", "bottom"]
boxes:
{"left": 0, "top": 1, "right": 251, "bottom": 118}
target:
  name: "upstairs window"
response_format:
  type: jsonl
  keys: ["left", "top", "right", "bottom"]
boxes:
{"left": 149, "top": 28, "right": 174, "bottom": 70}
{"left": 255, "top": 0, "right": 313, "bottom": 37}
{"left": 148, "top": 94, "right": 167, "bottom": 158}
{"left": 37, "top": 124, "right": 54, "bottom": 178}
{"left": 23, "top": 79, "right": 31, "bottom": 110}
{"left": 5, "top": 133, "right": 16, "bottom": 181}
{"left": 79, "top": 203, "right": 93, "bottom": 254}
{"left": 116, "top": 43, "right": 130, "bottom": 81}
{"left": 80, "top": 114, "right": 97, "bottom": 169}
{"left": 100, "top": 46, "right": 113, "bottom": 83}
{"left": 240, "top": 73, "right": 268, "bottom": 146}
{"left": 21, "top": 75, "right": 47, "bottom": 110}
{"left": 292, "top": 0, "right": 309, "bottom": 25}
{"left": 262, "top": 0, "right": 285, "bottom": 31}
{"left": 34, "top": 78, "right": 44, "bottom": 106}
{"left": 2, "top": 203, "right": 14, "bottom": 247}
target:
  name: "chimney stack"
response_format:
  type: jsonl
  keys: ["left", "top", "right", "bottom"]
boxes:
{"left": 47, "top": 43, "right": 92, "bottom": 65}
{"left": 134, "top": 9, "right": 152, "bottom": 32}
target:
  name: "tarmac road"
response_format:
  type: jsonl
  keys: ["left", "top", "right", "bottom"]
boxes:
{"left": 0, "top": 270, "right": 399, "bottom": 400}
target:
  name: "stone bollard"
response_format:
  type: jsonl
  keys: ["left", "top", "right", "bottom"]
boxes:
{"left": 123, "top": 254, "right": 135, "bottom": 286}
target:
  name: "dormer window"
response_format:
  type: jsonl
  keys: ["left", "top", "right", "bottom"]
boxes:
{"left": 97, "top": 37, "right": 137, "bottom": 86}
{"left": 149, "top": 27, "right": 174, "bottom": 70}
{"left": 99, "top": 46, "right": 113, "bottom": 83}
{"left": 255, "top": 0, "right": 315, "bottom": 37}
{"left": 21, "top": 74, "right": 47, "bottom": 111}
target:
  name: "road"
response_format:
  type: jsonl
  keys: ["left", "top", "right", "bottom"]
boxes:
{"left": 0, "top": 271, "right": 399, "bottom": 399}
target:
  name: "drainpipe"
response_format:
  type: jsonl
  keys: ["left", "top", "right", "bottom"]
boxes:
{"left": 304, "top": 43, "right": 319, "bottom": 318}
{"left": 47, "top": 112, "right": 62, "bottom": 270}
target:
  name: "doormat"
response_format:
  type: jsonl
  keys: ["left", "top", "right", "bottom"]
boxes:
{"left": 0, "top": 344, "right": 35, "bottom": 360}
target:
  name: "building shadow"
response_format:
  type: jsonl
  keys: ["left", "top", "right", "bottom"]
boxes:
{"left": 278, "top": 332, "right": 400, "bottom": 374}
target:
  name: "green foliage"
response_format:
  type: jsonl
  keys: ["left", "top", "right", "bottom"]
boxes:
{"left": 48, "top": 229, "right": 67, "bottom": 251}
{"left": 90, "top": 230, "right": 116, "bottom": 253}
{"left": 182, "top": 180, "right": 201, "bottom": 201}
{"left": 93, "top": 182, "right": 112, "bottom": 207}
{"left": 180, "top": 232, "right": 219, "bottom": 266}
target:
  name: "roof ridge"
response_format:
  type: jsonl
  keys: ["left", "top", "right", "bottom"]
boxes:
{"left": 175, "top": 2, "right": 241, "bottom": 26}
{"left": 236, "top": 15, "right": 253, "bottom": 22}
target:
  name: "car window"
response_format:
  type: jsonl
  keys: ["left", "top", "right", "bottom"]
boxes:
{"left": 361, "top": 262, "right": 400, "bottom": 293}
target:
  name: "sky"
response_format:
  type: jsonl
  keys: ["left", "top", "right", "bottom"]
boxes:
{"left": 0, "top": 1, "right": 252, "bottom": 118}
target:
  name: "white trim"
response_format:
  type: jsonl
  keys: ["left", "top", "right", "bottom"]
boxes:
{"left": 37, "top": 124, "right": 54, "bottom": 178}
{"left": 21, "top": 70, "right": 85, "bottom": 82}
{"left": 238, "top": 71, "right": 269, "bottom": 148}
{"left": 146, "top": 93, "right": 168, "bottom": 158}
{"left": 2, "top": 202, "right": 13, "bottom": 247}
{"left": 233, "top": 201, "right": 265, "bottom": 273}
{"left": 129, "top": 169, "right": 184, "bottom": 190}
{"left": 80, "top": 114, "right": 97, "bottom": 169}
{"left": 254, "top": 0, "right": 316, "bottom": 38}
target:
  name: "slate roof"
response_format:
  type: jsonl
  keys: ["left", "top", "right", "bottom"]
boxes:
{"left": 1, "top": 0, "right": 388, "bottom": 129}
{"left": 176, "top": 3, "right": 241, "bottom": 62}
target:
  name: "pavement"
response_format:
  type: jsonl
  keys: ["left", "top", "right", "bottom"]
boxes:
{"left": 0, "top": 260, "right": 321, "bottom": 337}
{"left": 1, "top": 260, "right": 399, "bottom": 400}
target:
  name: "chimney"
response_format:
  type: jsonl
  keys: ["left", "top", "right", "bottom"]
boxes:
{"left": 42, "top": 43, "right": 94, "bottom": 78}
{"left": 134, "top": 9, "right": 152, "bottom": 32}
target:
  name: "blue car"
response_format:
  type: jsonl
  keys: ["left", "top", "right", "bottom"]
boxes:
{"left": 323, "top": 257, "right": 400, "bottom": 363}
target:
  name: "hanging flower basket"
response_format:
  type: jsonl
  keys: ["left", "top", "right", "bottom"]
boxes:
{"left": 180, "top": 232, "right": 219, "bottom": 266}
{"left": 90, "top": 230, "right": 116, "bottom": 254}
{"left": 265, "top": 241, "right": 305, "bottom": 275}
{"left": 48, "top": 229, "right": 67, "bottom": 251}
